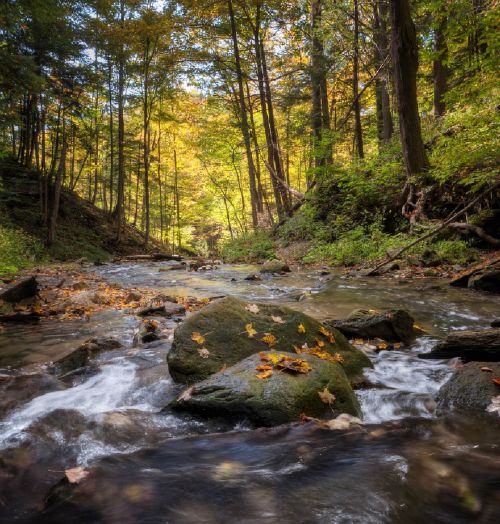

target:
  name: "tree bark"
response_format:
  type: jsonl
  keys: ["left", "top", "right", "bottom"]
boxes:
{"left": 433, "top": 3, "right": 449, "bottom": 117}
{"left": 353, "top": 0, "right": 364, "bottom": 158}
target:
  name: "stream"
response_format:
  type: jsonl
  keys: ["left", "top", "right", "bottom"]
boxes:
{"left": 1, "top": 262, "right": 499, "bottom": 523}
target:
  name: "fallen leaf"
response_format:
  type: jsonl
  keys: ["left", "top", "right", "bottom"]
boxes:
{"left": 256, "top": 369, "right": 273, "bottom": 379}
{"left": 177, "top": 386, "right": 194, "bottom": 402}
{"left": 256, "top": 364, "right": 273, "bottom": 371}
{"left": 324, "top": 414, "right": 363, "bottom": 430}
{"left": 245, "top": 323, "right": 257, "bottom": 338}
{"left": 393, "top": 343, "right": 401, "bottom": 350}
{"left": 492, "top": 377, "right": 500, "bottom": 387}
{"left": 352, "top": 338, "right": 365, "bottom": 345}
{"left": 198, "top": 347, "right": 210, "bottom": 359}
{"left": 376, "top": 342, "right": 388, "bottom": 351}
{"left": 191, "top": 331, "right": 205, "bottom": 345}
{"left": 319, "top": 325, "right": 335, "bottom": 343}
{"left": 314, "top": 338, "right": 325, "bottom": 348}
{"left": 245, "top": 304, "right": 260, "bottom": 314}
{"left": 297, "top": 323, "right": 306, "bottom": 334}
{"left": 261, "top": 333, "right": 277, "bottom": 347}
{"left": 65, "top": 467, "right": 89, "bottom": 484}
{"left": 318, "top": 387, "right": 336, "bottom": 405}
{"left": 276, "top": 355, "right": 311, "bottom": 374}
{"left": 259, "top": 352, "right": 281, "bottom": 364}
{"left": 218, "top": 363, "right": 227, "bottom": 373}
{"left": 271, "top": 315, "right": 285, "bottom": 324}
{"left": 481, "top": 367, "right": 492, "bottom": 372}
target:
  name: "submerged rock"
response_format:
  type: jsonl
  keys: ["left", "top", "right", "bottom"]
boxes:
{"left": 419, "top": 328, "right": 500, "bottom": 362}
{"left": 260, "top": 259, "right": 291, "bottom": 274}
{"left": 53, "top": 338, "right": 122, "bottom": 373}
{"left": 167, "top": 297, "right": 372, "bottom": 384}
{"left": 0, "top": 276, "right": 38, "bottom": 303}
{"left": 171, "top": 352, "right": 360, "bottom": 425}
{"left": 436, "top": 362, "right": 500, "bottom": 415}
{"left": 325, "top": 309, "right": 419, "bottom": 344}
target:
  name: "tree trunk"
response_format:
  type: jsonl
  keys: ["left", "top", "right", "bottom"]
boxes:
{"left": 353, "top": 0, "right": 364, "bottom": 158}
{"left": 390, "top": 0, "right": 429, "bottom": 223}
{"left": 47, "top": 125, "right": 67, "bottom": 247}
{"left": 433, "top": 4, "right": 449, "bottom": 117}
{"left": 227, "top": 0, "right": 259, "bottom": 229}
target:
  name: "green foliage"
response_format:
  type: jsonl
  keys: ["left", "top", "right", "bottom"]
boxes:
{"left": 0, "top": 223, "right": 46, "bottom": 277}
{"left": 432, "top": 240, "right": 474, "bottom": 266}
{"left": 220, "top": 231, "right": 276, "bottom": 263}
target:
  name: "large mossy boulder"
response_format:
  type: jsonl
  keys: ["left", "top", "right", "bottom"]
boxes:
{"left": 325, "top": 309, "right": 419, "bottom": 344}
{"left": 171, "top": 352, "right": 360, "bottom": 426}
{"left": 167, "top": 297, "right": 372, "bottom": 384}
{"left": 436, "top": 362, "right": 500, "bottom": 415}
{"left": 419, "top": 328, "right": 500, "bottom": 362}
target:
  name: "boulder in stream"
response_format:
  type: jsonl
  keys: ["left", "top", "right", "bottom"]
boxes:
{"left": 325, "top": 309, "right": 420, "bottom": 344}
{"left": 171, "top": 352, "right": 360, "bottom": 425}
{"left": 53, "top": 337, "right": 123, "bottom": 374}
{"left": 419, "top": 328, "right": 500, "bottom": 362}
{"left": 436, "top": 362, "right": 500, "bottom": 415}
{"left": 0, "top": 276, "right": 38, "bottom": 303}
{"left": 468, "top": 270, "right": 500, "bottom": 293}
{"left": 260, "top": 259, "right": 291, "bottom": 274}
{"left": 167, "top": 297, "right": 372, "bottom": 384}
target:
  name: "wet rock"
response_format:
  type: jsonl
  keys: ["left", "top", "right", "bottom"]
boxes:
{"left": 70, "top": 281, "right": 90, "bottom": 291}
{"left": 53, "top": 338, "right": 123, "bottom": 373}
{"left": 491, "top": 319, "right": 500, "bottom": 328}
{"left": 420, "top": 249, "right": 441, "bottom": 268}
{"left": 171, "top": 352, "right": 360, "bottom": 426}
{"left": 167, "top": 297, "right": 372, "bottom": 384}
{"left": 436, "top": 362, "right": 500, "bottom": 414}
{"left": 244, "top": 274, "right": 262, "bottom": 281}
{"left": 125, "top": 291, "right": 142, "bottom": 303}
{"left": 138, "top": 319, "right": 161, "bottom": 343}
{"left": 137, "top": 302, "right": 185, "bottom": 318}
{"left": 61, "top": 290, "right": 107, "bottom": 310}
{"left": 0, "top": 373, "right": 65, "bottom": 415}
{"left": 419, "top": 328, "right": 500, "bottom": 362}
{"left": 159, "top": 264, "right": 186, "bottom": 272}
{"left": 325, "top": 309, "right": 419, "bottom": 344}
{"left": 0, "top": 276, "right": 38, "bottom": 303}
{"left": 260, "top": 259, "right": 291, "bottom": 274}
{"left": 468, "top": 270, "right": 500, "bottom": 293}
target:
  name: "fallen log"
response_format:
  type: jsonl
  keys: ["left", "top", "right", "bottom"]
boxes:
{"left": 448, "top": 222, "right": 500, "bottom": 247}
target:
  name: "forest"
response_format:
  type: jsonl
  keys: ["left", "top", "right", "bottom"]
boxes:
{"left": 0, "top": 1, "right": 500, "bottom": 523}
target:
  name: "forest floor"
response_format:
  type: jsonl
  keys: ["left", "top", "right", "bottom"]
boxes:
{"left": 0, "top": 160, "right": 162, "bottom": 277}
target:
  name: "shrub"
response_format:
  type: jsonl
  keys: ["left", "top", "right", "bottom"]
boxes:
{"left": 0, "top": 223, "right": 46, "bottom": 277}
{"left": 220, "top": 230, "right": 276, "bottom": 263}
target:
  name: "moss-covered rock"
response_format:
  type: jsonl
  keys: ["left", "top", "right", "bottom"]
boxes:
{"left": 167, "top": 297, "right": 372, "bottom": 384}
{"left": 436, "top": 362, "right": 500, "bottom": 415}
{"left": 171, "top": 352, "right": 360, "bottom": 426}
{"left": 260, "top": 259, "right": 291, "bottom": 274}
{"left": 325, "top": 309, "right": 419, "bottom": 344}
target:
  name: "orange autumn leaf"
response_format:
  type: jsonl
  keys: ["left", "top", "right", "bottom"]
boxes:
{"left": 492, "top": 377, "right": 500, "bottom": 387}
{"left": 261, "top": 333, "right": 277, "bottom": 347}
{"left": 191, "top": 332, "right": 205, "bottom": 345}
{"left": 245, "top": 323, "right": 257, "bottom": 338}
{"left": 218, "top": 363, "right": 227, "bottom": 373}
{"left": 318, "top": 387, "right": 336, "bottom": 405}
{"left": 319, "top": 326, "right": 335, "bottom": 343}
{"left": 256, "top": 369, "right": 273, "bottom": 379}
{"left": 256, "top": 364, "right": 273, "bottom": 371}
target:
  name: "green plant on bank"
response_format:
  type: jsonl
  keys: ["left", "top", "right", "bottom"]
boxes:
{"left": 220, "top": 231, "right": 276, "bottom": 263}
{"left": 0, "top": 223, "right": 46, "bottom": 277}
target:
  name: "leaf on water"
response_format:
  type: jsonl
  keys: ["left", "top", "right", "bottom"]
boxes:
{"left": 323, "top": 414, "right": 364, "bottom": 431}
{"left": 492, "top": 377, "right": 500, "bottom": 387}
{"left": 198, "top": 347, "right": 210, "bottom": 359}
{"left": 177, "top": 386, "right": 194, "bottom": 402}
{"left": 256, "top": 369, "right": 273, "bottom": 379}
{"left": 245, "top": 323, "right": 257, "bottom": 338}
{"left": 271, "top": 315, "right": 286, "bottom": 324}
{"left": 261, "top": 333, "right": 277, "bottom": 347}
{"left": 376, "top": 342, "right": 388, "bottom": 351}
{"left": 245, "top": 303, "right": 260, "bottom": 314}
{"left": 318, "top": 387, "right": 336, "bottom": 405}
{"left": 352, "top": 338, "right": 365, "bottom": 345}
{"left": 191, "top": 331, "right": 205, "bottom": 345}
{"left": 65, "top": 467, "right": 89, "bottom": 484}
{"left": 297, "top": 323, "right": 306, "bottom": 334}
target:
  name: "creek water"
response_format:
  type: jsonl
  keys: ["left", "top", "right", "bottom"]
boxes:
{"left": 0, "top": 262, "right": 499, "bottom": 523}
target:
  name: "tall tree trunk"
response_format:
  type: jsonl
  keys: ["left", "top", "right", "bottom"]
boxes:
{"left": 373, "top": 0, "right": 394, "bottom": 145}
{"left": 107, "top": 55, "right": 115, "bottom": 214}
{"left": 433, "top": 3, "right": 449, "bottom": 117}
{"left": 390, "top": 0, "right": 430, "bottom": 224}
{"left": 115, "top": 1, "right": 126, "bottom": 241}
{"left": 143, "top": 37, "right": 151, "bottom": 245}
{"left": 47, "top": 122, "right": 67, "bottom": 246}
{"left": 353, "top": 0, "right": 364, "bottom": 158}
{"left": 173, "top": 145, "right": 181, "bottom": 250}
{"left": 227, "top": 0, "right": 259, "bottom": 229}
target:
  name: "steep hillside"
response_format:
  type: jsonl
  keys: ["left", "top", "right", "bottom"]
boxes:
{"left": 0, "top": 159, "right": 161, "bottom": 276}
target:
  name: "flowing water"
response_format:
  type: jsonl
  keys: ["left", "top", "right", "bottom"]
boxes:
{"left": 1, "top": 262, "right": 499, "bottom": 523}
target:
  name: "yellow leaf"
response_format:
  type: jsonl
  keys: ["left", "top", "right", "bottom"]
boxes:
{"left": 245, "top": 303, "right": 260, "bottom": 314}
{"left": 245, "top": 323, "right": 257, "bottom": 338}
{"left": 271, "top": 315, "right": 285, "bottom": 324}
{"left": 65, "top": 467, "right": 89, "bottom": 484}
{"left": 319, "top": 325, "right": 335, "bottom": 343}
{"left": 256, "top": 364, "right": 273, "bottom": 371}
{"left": 259, "top": 352, "right": 281, "bottom": 364}
{"left": 256, "top": 369, "right": 273, "bottom": 379}
{"left": 191, "top": 331, "right": 205, "bottom": 345}
{"left": 198, "top": 347, "right": 210, "bottom": 358}
{"left": 297, "top": 323, "right": 306, "bottom": 334}
{"left": 261, "top": 333, "right": 277, "bottom": 347}
{"left": 318, "top": 387, "right": 336, "bottom": 405}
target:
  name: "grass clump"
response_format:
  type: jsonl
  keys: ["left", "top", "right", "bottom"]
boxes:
{"left": 0, "top": 222, "right": 46, "bottom": 277}
{"left": 220, "top": 231, "right": 276, "bottom": 263}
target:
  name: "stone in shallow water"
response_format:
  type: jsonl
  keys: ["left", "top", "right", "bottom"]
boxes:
{"left": 53, "top": 338, "right": 123, "bottom": 373}
{"left": 171, "top": 352, "right": 360, "bottom": 426}
{"left": 167, "top": 296, "right": 372, "bottom": 384}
